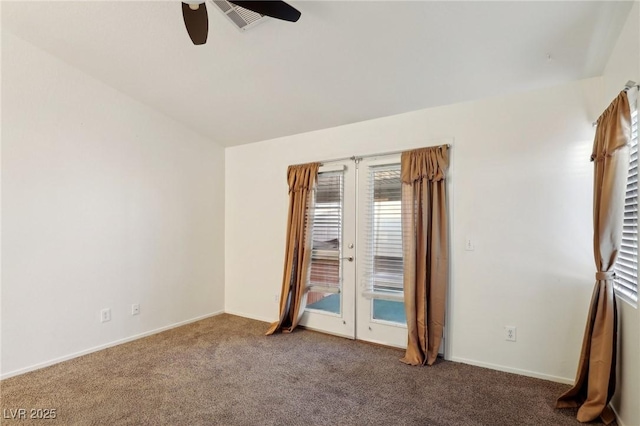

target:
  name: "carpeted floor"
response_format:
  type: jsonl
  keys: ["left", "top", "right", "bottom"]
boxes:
{"left": 0, "top": 314, "right": 610, "bottom": 425}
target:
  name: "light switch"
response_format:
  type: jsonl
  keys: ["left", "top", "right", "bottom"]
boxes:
{"left": 465, "top": 238, "right": 475, "bottom": 251}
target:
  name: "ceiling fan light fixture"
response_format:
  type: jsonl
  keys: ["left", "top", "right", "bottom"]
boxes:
{"left": 182, "top": 0, "right": 301, "bottom": 44}
{"left": 182, "top": 1, "right": 208, "bottom": 45}
{"left": 183, "top": 1, "right": 205, "bottom": 11}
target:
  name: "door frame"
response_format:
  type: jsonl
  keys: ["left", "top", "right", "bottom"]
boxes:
{"left": 298, "top": 139, "right": 454, "bottom": 358}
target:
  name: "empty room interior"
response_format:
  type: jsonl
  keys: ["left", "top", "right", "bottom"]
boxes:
{"left": 1, "top": 1, "right": 639, "bottom": 425}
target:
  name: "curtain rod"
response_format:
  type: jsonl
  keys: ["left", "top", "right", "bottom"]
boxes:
{"left": 319, "top": 144, "right": 451, "bottom": 166}
{"left": 592, "top": 81, "right": 639, "bottom": 127}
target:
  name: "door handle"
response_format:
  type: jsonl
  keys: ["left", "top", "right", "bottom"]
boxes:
{"left": 342, "top": 256, "right": 354, "bottom": 262}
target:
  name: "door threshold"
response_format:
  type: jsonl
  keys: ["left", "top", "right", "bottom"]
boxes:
{"left": 298, "top": 325, "right": 355, "bottom": 340}
{"left": 299, "top": 325, "right": 408, "bottom": 351}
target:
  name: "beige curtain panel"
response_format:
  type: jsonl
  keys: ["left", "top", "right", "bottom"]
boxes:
{"left": 400, "top": 145, "right": 450, "bottom": 366}
{"left": 556, "top": 91, "right": 632, "bottom": 424}
{"left": 266, "top": 162, "right": 320, "bottom": 335}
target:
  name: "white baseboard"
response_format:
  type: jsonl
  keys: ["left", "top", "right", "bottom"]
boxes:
{"left": 224, "top": 309, "right": 274, "bottom": 324}
{"left": 449, "top": 356, "right": 574, "bottom": 384}
{"left": 611, "top": 403, "right": 626, "bottom": 426}
{"left": 1, "top": 310, "right": 224, "bottom": 380}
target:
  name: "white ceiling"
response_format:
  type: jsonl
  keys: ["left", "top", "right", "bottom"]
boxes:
{"left": 2, "top": 1, "right": 633, "bottom": 147}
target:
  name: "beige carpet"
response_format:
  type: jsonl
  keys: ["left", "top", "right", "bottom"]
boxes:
{"left": 0, "top": 314, "right": 610, "bottom": 425}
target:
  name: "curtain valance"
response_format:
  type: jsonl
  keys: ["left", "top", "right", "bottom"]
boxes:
{"left": 401, "top": 146, "right": 449, "bottom": 184}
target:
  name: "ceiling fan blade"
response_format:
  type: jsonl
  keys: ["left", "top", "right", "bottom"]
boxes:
{"left": 182, "top": 2, "right": 208, "bottom": 45}
{"left": 228, "top": 1, "right": 301, "bottom": 22}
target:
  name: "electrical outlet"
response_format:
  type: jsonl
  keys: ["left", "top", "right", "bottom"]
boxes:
{"left": 273, "top": 294, "right": 279, "bottom": 303}
{"left": 100, "top": 308, "right": 111, "bottom": 323}
{"left": 505, "top": 326, "right": 516, "bottom": 342}
{"left": 131, "top": 304, "right": 140, "bottom": 316}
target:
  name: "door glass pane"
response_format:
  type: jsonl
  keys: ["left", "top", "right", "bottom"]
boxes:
{"left": 366, "top": 164, "right": 406, "bottom": 325}
{"left": 372, "top": 299, "right": 406, "bottom": 324}
{"left": 371, "top": 167, "right": 403, "bottom": 292}
{"left": 306, "top": 171, "right": 343, "bottom": 314}
{"left": 307, "top": 292, "right": 340, "bottom": 314}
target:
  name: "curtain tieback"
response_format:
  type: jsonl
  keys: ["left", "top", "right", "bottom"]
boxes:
{"left": 595, "top": 271, "right": 615, "bottom": 280}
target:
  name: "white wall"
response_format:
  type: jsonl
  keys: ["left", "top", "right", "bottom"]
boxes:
{"left": 602, "top": 3, "right": 640, "bottom": 426}
{"left": 226, "top": 77, "right": 602, "bottom": 382}
{"left": 1, "top": 32, "right": 225, "bottom": 377}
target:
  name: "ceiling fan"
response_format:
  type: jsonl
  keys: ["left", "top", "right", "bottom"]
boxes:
{"left": 182, "top": 1, "right": 301, "bottom": 45}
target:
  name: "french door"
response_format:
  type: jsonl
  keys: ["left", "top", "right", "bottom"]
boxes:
{"left": 299, "top": 156, "right": 408, "bottom": 348}
{"left": 298, "top": 160, "right": 356, "bottom": 338}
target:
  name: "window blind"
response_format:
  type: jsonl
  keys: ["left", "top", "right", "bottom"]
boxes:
{"left": 307, "top": 171, "right": 343, "bottom": 293}
{"left": 363, "top": 164, "right": 404, "bottom": 299}
{"left": 614, "top": 109, "right": 638, "bottom": 302}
